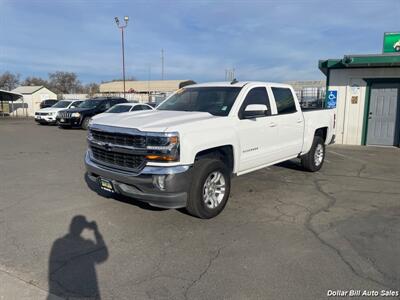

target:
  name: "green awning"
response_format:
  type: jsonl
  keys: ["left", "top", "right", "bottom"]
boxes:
{"left": 319, "top": 53, "right": 400, "bottom": 75}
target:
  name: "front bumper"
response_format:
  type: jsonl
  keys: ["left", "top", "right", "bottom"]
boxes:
{"left": 84, "top": 150, "right": 192, "bottom": 208}
{"left": 57, "top": 116, "right": 81, "bottom": 127}
{"left": 35, "top": 115, "right": 57, "bottom": 124}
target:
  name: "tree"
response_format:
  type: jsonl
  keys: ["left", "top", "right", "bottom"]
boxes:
{"left": 48, "top": 71, "right": 82, "bottom": 94}
{"left": 84, "top": 83, "right": 100, "bottom": 95}
{"left": 22, "top": 76, "right": 48, "bottom": 87}
{"left": 0, "top": 71, "right": 20, "bottom": 90}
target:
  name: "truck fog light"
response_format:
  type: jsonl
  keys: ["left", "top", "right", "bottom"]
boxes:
{"left": 153, "top": 175, "right": 166, "bottom": 190}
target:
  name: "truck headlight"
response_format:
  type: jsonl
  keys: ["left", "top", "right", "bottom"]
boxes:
{"left": 71, "top": 112, "right": 81, "bottom": 118}
{"left": 146, "top": 133, "right": 179, "bottom": 162}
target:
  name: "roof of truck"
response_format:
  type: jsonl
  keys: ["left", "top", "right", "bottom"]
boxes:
{"left": 186, "top": 81, "right": 292, "bottom": 88}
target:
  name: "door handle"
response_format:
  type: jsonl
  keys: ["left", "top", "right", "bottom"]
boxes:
{"left": 269, "top": 122, "right": 277, "bottom": 127}
{"left": 297, "top": 119, "right": 303, "bottom": 123}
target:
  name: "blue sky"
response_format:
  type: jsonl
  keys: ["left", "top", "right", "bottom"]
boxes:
{"left": 0, "top": 0, "right": 399, "bottom": 84}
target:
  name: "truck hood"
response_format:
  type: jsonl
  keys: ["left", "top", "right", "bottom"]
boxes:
{"left": 36, "top": 107, "right": 67, "bottom": 113}
{"left": 63, "top": 107, "right": 94, "bottom": 113}
{"left": 92, "top": 110, "right": 215, "bottom": 132}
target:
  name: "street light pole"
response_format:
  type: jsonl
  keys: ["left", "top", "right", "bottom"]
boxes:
{"left": 115, "top": 16, "right": 129, "bottom": 98}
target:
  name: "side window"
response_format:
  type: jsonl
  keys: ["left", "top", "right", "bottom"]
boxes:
{"left": 142, "top": 105, "right": 152, "bottom": 110}
{"left": 272, "top": 87, "right": 297, "bottom": 114}
{"left": 239, "top": 87, "right": 270, "bottom": 119}
{"left": 70, "top": 101, "right": 80, "bottom": 108}
{"left": 110, "top": 99, "right": 119, "bottom": 106}
{"left": 99, "top": 101, "right": 111, "bottom": 110}
{"left": 131, "top": 105, "right": 142, "bottom": 111}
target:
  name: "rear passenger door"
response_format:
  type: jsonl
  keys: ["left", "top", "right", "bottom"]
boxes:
{"left": 270, "top": 87, "right": 303, "bottom": 158}
{"left": 98, "top": 101, "right": 111, "bottom": 112}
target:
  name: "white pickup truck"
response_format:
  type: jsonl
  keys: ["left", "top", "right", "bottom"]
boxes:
{"left": 85, "top": 81, "right": 335, "bottom": 218}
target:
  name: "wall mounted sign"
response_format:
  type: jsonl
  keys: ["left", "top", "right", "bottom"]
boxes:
{"left": 326, "top": 90, "right": 337, "bottom": 109}
{"left": 351, "top": 96, "right": 358, "bottom": 104}
{"left": 383, "top": 32, "right": 400, "bottom": 53}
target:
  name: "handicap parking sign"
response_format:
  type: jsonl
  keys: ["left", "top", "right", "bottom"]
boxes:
{"left": 327, "top": 91, "right": 337, "bottom": 108}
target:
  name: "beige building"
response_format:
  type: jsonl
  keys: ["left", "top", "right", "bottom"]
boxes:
{"left": 99, "top": 80, "right": 195, "bottom": 94}
{"left": 11, "top": 86, "right": 57, "bottom": 116}
{"left": 319, "top": 53, "right": 400, "bottom": 147}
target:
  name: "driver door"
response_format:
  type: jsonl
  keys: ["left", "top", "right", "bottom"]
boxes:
{"left": 236, "top": 86, "right": 280, "bottom": 173}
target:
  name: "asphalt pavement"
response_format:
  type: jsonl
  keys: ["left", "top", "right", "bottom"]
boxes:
{"left": 0, "top": 118, "right": 399, "bottom": 300}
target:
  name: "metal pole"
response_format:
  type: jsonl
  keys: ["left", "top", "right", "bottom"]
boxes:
{"left": 161, "top": 49, "right": 164, "bottom": 80}
{"left": 121, "top": 27, "right": 126, "bottom": 98}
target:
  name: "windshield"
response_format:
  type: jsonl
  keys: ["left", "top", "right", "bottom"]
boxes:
{"left": 52, "top": 101, "right": 71, "bottom": 108}
{"left": 106, "top": 105, "right": 132, "bottom": 113}
{"left": 78, "top": 100, "right": 103, "bottom": 108}
{"left": 157, "top": 87, "right": 242, "bottom": 116}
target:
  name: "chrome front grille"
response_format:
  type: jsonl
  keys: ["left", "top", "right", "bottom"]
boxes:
{"left": 90, "top": 130, "right": 146, "bottom": 148}
{"left": 88, "top": 127, "right": 148, "bottom": 171}
{"left": 91, "top": 146, "right": 145, "bottom": 170}
{"left": 58, "top": 111, "right": 72, "bottom": 118}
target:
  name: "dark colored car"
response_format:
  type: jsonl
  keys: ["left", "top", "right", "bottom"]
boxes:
{"left": 40, "top": 99, "right": 58, "bottom": 109}
{"left": 57, "top": 97, "right": 128, "bottom": 129}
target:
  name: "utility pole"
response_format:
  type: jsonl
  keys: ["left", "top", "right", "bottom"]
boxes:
{"left": 114, "top": 16, "right": 129, "bottom": 98}
{"left": 148, "top": 64, "right": 151, "bottom": 95}
{"left": 161, "top": 48, "right": 165, "bottom": 80}
{"left": 225, "top": 68, "right": 235, "bottom": 81}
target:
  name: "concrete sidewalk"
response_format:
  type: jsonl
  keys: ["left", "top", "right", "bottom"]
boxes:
{"left": 0, "top": 268, "right": 61, "bottom": 300}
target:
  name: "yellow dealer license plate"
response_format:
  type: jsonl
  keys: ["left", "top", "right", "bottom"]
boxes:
{"left": 99, "top": 178, "right": 114, "bottom": 192}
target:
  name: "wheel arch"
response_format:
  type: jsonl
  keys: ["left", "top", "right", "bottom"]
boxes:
{"left": 194, "top": 145, "right": 235, "bottom": 174}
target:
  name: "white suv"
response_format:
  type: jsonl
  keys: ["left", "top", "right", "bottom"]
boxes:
{"left": 35, "top": 100, "right": 83, "bottom": 125}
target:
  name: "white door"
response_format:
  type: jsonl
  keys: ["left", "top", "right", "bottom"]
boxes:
{"left": 236, "top": 86, "right": 281, "bottom": 172}
{"left": 270, "top": 87, "right": 303, "bottom": 158}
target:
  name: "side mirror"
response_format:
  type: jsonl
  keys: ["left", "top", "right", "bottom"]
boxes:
{"left": 242, "top": 104, "right": 268, "bottom": 119}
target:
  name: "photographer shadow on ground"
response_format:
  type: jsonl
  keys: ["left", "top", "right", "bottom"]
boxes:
{"left": 48, "top": 215, "right": 108, "bottom": 300}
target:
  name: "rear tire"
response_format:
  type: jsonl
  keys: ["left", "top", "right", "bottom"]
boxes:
{"left": 186, "top": 158, "right": 231, "bottom": 219}
{"left": 301, "top": 136, "right": 325, "bottom": 172}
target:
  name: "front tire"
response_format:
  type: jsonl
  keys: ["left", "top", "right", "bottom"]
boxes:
{"left": 82, "top": 117, "right": 90, "bottom": 130}
{"left": 301, "top": 136, "right": 325, "bottom": 172}
{"left": 186, "top": 158, "right": 231, "bottom": 219}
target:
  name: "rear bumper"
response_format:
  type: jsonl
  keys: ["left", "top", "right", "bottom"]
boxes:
{"left": 84, "top": 150, "right": 192, "bottom": 208}
{"left": 329, "top": 134, "right": 336, "bottom": 145}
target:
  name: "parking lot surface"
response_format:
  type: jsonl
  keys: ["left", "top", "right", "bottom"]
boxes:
{"left": 1, "top": 118, "right": 399, "bottom": 300}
